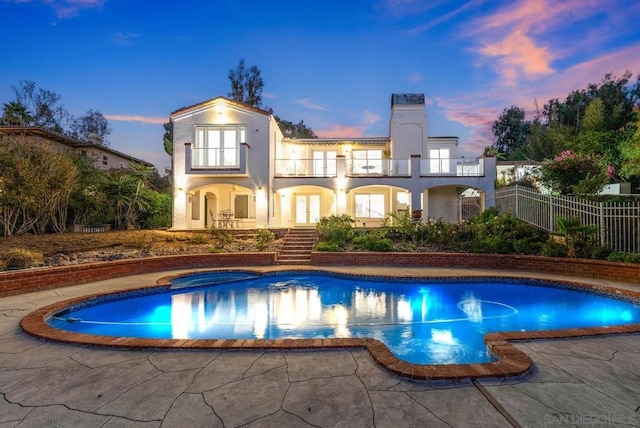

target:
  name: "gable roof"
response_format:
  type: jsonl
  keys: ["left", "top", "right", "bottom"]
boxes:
{"left": 170, "top": 96, "right": 272, "bottom": 118}
{"left": 0, "top": 126, "right": 154, "bottom": 168}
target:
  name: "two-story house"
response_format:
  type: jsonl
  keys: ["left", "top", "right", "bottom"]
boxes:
{"left": 170, "top": 93, "right": 496, "bottom": 230}
{"left": 0, "top": 126, "right": 154, "bottom": 171}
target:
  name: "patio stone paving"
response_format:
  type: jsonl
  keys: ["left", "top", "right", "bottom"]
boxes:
{"left": 1, "top": 268, "right": 639, "bottom": 427}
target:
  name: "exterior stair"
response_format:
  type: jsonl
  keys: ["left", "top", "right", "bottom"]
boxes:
{"left": 277, "top": 228, "right": 318, "bottom": 265}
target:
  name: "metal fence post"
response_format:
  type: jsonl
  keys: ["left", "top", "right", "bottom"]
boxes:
{"left": 599, "top": 201, "right": 605, "bottom": 246}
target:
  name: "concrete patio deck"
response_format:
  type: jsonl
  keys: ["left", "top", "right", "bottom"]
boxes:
{"left": 2, "top": 267, "right": 640, "bottom": 427}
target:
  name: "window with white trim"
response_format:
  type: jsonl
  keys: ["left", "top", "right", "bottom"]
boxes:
{"left": 193, "top": 126, "right": 246, "bottom": 168}
{"left": 355, "top": 194, "right": 385, "bottom": 219}
{"left": 429, "top": 148, "right": 450, "bottom": 174}
{"left": 312, "top": 150, "right": 337, "bottom": 177}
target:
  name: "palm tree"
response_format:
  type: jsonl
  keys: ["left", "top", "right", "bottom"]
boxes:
{"left": 2, "top": 101, "right": 34, "bottom": 126}
{"left": 100, "top": 164, "right": 154, "bottom": 229}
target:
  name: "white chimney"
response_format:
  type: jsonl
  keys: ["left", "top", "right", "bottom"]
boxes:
{"left": 87, "top": 132, "right": 103, "bottom": 145}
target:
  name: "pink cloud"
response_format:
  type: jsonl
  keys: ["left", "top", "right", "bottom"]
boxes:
{"left": 316, "top": 125, "right": 365, "bottom": 139}
{"left": 361, "top": 110, "right": 382, "bottom": 126}
{"left": 316, "top": 110, "right": 383, "bottom": 138}
{"left": 536, "top": 43, "right": 640, "bottom": 104}
{"left": 295, "top": 98, "right": 327, "bottom": 111}
{"left": 470, "top": 0, "right": 611, "bottom": 85}
{"left": 433, "top": 40, "right": 640, "bottom": 155}
{"left": 105, "top": 114, "right": 167, "bottom": 125}
{"left": 477, "top": 29, "right": 554, "bottom": 84}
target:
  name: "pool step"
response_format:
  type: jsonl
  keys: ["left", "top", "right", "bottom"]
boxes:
{"left": 277, "top": 229, "right": 318, "bottom": 265}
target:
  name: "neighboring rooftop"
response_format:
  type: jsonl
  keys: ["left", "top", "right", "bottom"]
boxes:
{"left": 0, "top": 126, "right": 154, "bottom": 168}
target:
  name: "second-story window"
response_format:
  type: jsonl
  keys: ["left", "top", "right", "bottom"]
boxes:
{"left": 194, "top": 126, "right": 246, "bottom": 168}
{"left": 102, "top": 155, "right": 108, "bottom": 166}
{"left": 352, "top": 150, "right": 382, "bottom": 174}
{"left": 312, "top": 150, "right": 337, "bottom": 177}
{"left": 429, "top": 148, "right": 450, "bottom": 174}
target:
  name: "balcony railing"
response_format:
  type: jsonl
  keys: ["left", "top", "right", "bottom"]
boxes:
{"left": 347, "top": 158, "right": 410, "bottom": 177}
{"left": 274, "top": 159, "right": 337, "bottom": 177}
{"left": 420, "top": 157, "right": 484, "bottom": 177}
{"left": 192, "top": 147, "right": 240, "bottom": 169}
{"left": 273, "top": 157, "right": 485, "bottom": 178}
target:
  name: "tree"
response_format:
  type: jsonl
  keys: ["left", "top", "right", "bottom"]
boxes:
{"left": 68, "top": 110, "right": 111, "bottom": 144}
{"left": 11, "top": 80, "right": 68, "bottom": 132}
{"left": 100, "top": 163, "right": 155, "bottom": 229}
{"left": 0, "top": 138, "right": 78, "bottom": 235}
{"left": 274, "top": 115, "right": 317, "bottom": 138}
{"left": 491, "top": 106, "right": 530, "bottom": 159}
{"left": 620, "top": 117, "right": 640, "bottom": 180}
{"left": 2, "top": 101, "right": 34, "bottom": 125}
{"left": 69, "top": 155, "right": 108, "bottom": 227}
{"left": 227, "top": 59, "right": 264, "bottom": 107}
{"left": 226, "top": 60, "right": 316, "bottom": 138}
{"left": 162, "top": 120, "right": 173, "bottom": 158}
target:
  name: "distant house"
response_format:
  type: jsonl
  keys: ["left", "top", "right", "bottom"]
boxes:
{"left": 170, "top": 93, "right": 496, "bottom": 230}
{"left": 0, "top": 126, "right": 154, "bottom": 170}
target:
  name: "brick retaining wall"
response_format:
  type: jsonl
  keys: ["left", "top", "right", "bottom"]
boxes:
{"left": 311, "top": 252, "right": 640, "bottom": 284}
{"left": 3, "top": 251, "right": 638, "bottom": 297}
{"left": 0, "top": 253, "right": 276, "bottom": 297}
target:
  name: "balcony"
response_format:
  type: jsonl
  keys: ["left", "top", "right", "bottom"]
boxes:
{"left": 274, "top": 158, "right": 337, "bottom": 177}
{"left": 347, "top": 158, "right": 410, "bottom": 177}
{"left": 274, "top": 158, "right": 410, "bottom": 178}
{"left": 420, "top": 157, "right": 485, "bottom": 177}
{"left": 185, "top": 143, "right": 248, "bottom": 175}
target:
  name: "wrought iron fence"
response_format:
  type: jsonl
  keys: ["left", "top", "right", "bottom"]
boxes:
{"left": 495, "top": 185, "right": 640, "bottom": 254}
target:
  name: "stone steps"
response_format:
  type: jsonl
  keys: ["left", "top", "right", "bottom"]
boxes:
{"left": 277, "top": 229, "right": 318, "bottom": 265}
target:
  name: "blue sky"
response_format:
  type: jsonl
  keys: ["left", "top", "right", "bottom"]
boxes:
{"left": 2, "top": 0, "right": 640, "bottom": 172}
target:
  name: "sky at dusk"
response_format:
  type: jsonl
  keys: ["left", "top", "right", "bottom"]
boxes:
{"left": 2, "top": 0, "right": 640, "bottom": 172}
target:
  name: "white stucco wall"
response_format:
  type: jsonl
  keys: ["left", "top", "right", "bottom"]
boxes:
{"left": 390, "top": 104, "right": 427, "bottom": 159}
{"left": 171, "top": 98, "right": 274, "bottom": 229}
{"left": 427, "top": 187, "right": 459, "bottom": 222}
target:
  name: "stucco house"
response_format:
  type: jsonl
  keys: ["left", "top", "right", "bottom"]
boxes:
{"left": 170, "top": 93, "right": 496, "bottom": 230}
{"left": 0, "top": 126, "right": 153, "bottom": 171}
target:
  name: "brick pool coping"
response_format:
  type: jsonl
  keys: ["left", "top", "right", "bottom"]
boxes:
{"left": 19, "top": 267, "right": 640, "bottom": 381}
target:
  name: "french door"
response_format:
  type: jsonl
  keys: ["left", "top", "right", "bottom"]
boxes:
{"left": 295, "top": 194, "right": 320, "bottom": 226}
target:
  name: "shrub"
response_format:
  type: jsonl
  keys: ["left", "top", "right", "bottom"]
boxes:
{"left": 353, "top": 232, "right": 393, "bottom": 252}
{"left": 128, "top": 231, "right": 159, "bottom": 251}
{"left": 540, "top": 150, "right": 613, "bottom": 195}
{"left": 190, "top": 233, "right": 209, "bottom": 244}
{"left": 386, "top": 210, "right": 417, "bottom": 243}
{"left": 256, "top": 228, "right": 275, "bottom": 250}
{"left": 542, "top": 240, "right": 568, "bottom": 257}
{"left": 316, "top": 214, "right": 355, "bottom": 249}
{"left": 315, "top": 241, "right": 342, "bottom": 252}
{"left": 607, "top": 251, "right": 640, "bottom": 264}
{"left": 210, "top": 229, "right": 234, "bottom": 249}
{"left": 3, "top": 248, "right": 43, "bottom": 269}
{"left": 555, "top": 216, "right": 598, "bottom": 258}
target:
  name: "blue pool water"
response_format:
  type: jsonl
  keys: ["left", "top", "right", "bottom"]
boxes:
{"left": 48, "top": 272, "right": 640, "bottom": 365}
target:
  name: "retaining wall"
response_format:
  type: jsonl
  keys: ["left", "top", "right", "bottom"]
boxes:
{"left": 3, "top": 251, "right": 639, "bottom": 297}
{"left": 0, "top": 253, "right": 276, "bottom": 297}
{"left": 311, "top": 252, "right": 640, "bottom": 284}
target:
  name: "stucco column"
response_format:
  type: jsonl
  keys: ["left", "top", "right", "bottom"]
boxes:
{"left": 410, "top": 155, "right": 423, "bottom": 220}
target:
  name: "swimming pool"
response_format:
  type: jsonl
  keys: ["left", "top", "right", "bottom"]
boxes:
{"left": 47, "top": 271, "right": 640, "bottom": 365}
